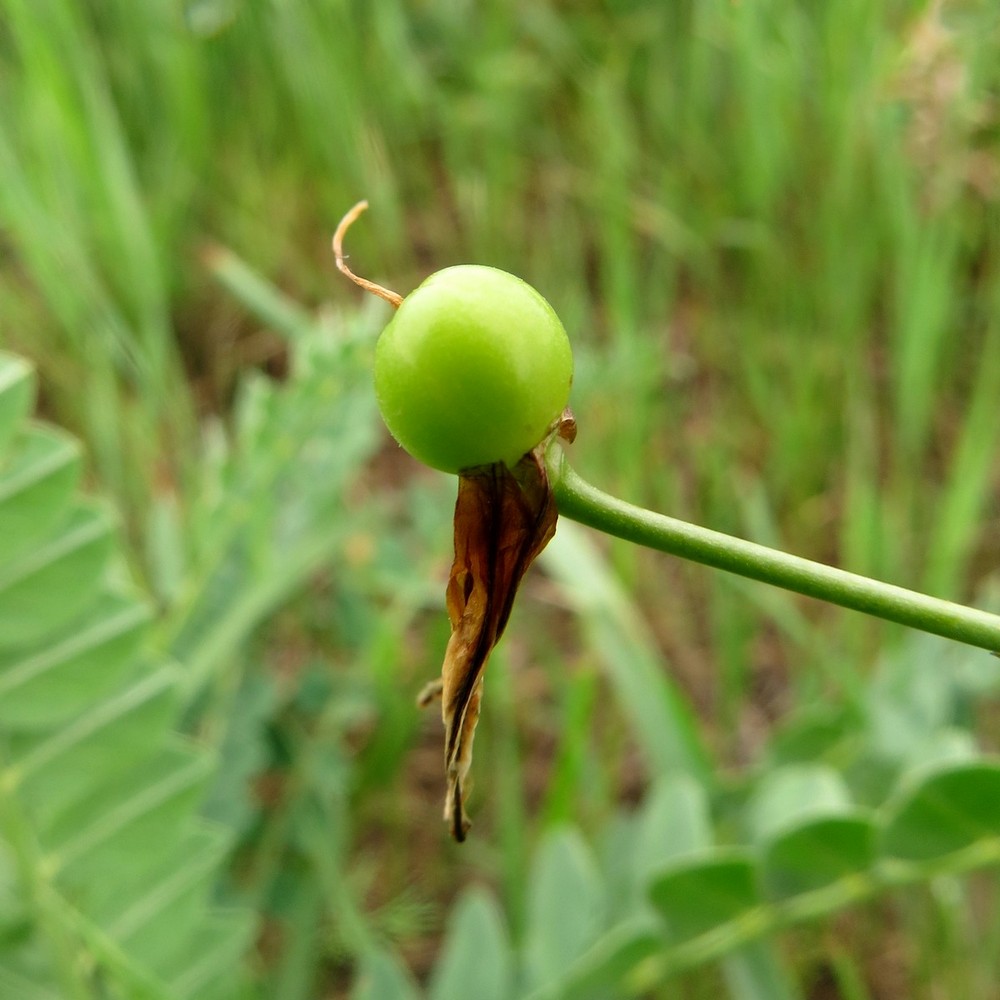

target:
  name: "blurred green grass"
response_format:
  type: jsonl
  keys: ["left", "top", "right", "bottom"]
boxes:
{"left": 2, "top": 0, "right": 1000, "bottom": 996}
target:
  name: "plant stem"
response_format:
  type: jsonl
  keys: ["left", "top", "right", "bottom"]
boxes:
{"left": 546, "top": 448, "right": 1000, "bottom": 654}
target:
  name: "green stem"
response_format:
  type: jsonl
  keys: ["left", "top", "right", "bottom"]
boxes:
{"left": 546, "top": 449, "right": 1000, "bottom": 654}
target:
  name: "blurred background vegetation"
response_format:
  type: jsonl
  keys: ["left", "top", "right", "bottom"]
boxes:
{"left": 2, "top": 0, "right": 1000, "bottom": 997}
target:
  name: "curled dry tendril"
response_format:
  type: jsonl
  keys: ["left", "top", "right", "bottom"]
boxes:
{"left": 332, "top": 200, "right": 404, "bottom": 308}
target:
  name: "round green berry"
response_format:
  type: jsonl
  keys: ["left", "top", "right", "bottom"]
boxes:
{"left": 373, "top": 265, "right": 573, "bottom": 473}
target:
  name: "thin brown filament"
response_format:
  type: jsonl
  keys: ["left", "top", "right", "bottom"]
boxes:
{"left": 332, "top": 200, "right": 403, "bottom": 308}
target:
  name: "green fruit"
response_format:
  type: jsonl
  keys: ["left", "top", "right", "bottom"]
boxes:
{"left": 374, "top": 264, "right": 573, "bottom": 473}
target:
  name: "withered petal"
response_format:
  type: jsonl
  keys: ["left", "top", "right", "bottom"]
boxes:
{"left": 437, "top": 449, "right": 558, "bottom": 840}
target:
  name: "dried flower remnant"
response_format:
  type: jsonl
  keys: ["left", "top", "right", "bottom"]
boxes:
{"left": 437, "top": 454, "right": 551, "bottom": 837}
{"left": 418, "top": 415, "right": 575, "bottom": 839}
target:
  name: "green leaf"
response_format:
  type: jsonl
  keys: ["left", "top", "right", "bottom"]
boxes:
{"left": 882, "top": 760, "right": 1000, "bottom": 863}
{"left": 747, "top": 764, "right": 877, "bottom": 898}
{"left": 865, "top": 633, "right": 969, "bottom": 765}
{"left": 428, "top": 887, "right": 512, "bottom": 1000}
{"left": 631, "top": 775, "right": 713, "bottom": 892}
{"left": 7, "top": 666, "right": 179, "bottom": 832}
{"left": 761, "top": 816, "right": 876, "bottom": 900}
{"left": 204, "top": 244, "right": 315, "bottom": 342}
{"left": 0, "top": 951, "right": 63, "bottom": 1000}
{"left": 0, "top": 590, "right": 151, "bottom": 729}
{"left": 523, "top": 827, "right": 607, "bottom": 991}
{"left": 0, "top": 353, "right": 34, "bottom": 459}
{"left": 50, "top": 741, "right": 216, "bottom": 905}
{"left": 169, "top": 912, "right": 256, "bottom": 1000}
{"left": 351, "top": 948, "right": 421, "bottom": 1000}
{"left": 648, "top": 850, "right": 760, "bottom": 946}
{"left": 0, "top": 425, "right": 81, "bottom": 565}
{"left": 0, "top": 351, "right": 253, "bottom": 996}
{"left": 525, "top": 918, "right": 662, "bottom": 1000}
{"left": 166, "top": 301, "right": 380, "bottom": 703}
{"left": 0, "top": 500, "right": 115, "bottom": 649}
{"left": 199, "top": 674, "right": 276, "bottom": 836}
{"left": 748, "top": 765, "right": 852, "bottom": 843}
{"left": 88, "top": 823, "right": 229, "bottom": 936}
{"left": 765, "top": 706, "right": 857, "bottom": 769}
{"left": 119, "top": 876, "right": 212, "bottom": 977}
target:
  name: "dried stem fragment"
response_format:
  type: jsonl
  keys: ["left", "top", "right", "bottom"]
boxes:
{"left": 332, "top": 200, "right": 404, "bottom": 308}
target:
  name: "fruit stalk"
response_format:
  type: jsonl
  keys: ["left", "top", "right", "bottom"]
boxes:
{"left": 546, "top": 445, "right": 1000, "bottom": 653}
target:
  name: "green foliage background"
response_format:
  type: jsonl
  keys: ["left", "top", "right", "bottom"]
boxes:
{"left": 1, "top": 1, "right": 1000, "bottom": 997}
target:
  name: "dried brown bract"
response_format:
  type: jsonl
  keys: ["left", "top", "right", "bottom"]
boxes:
{"left": 427, "top": 413, "right": 575, "bottom": 840}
